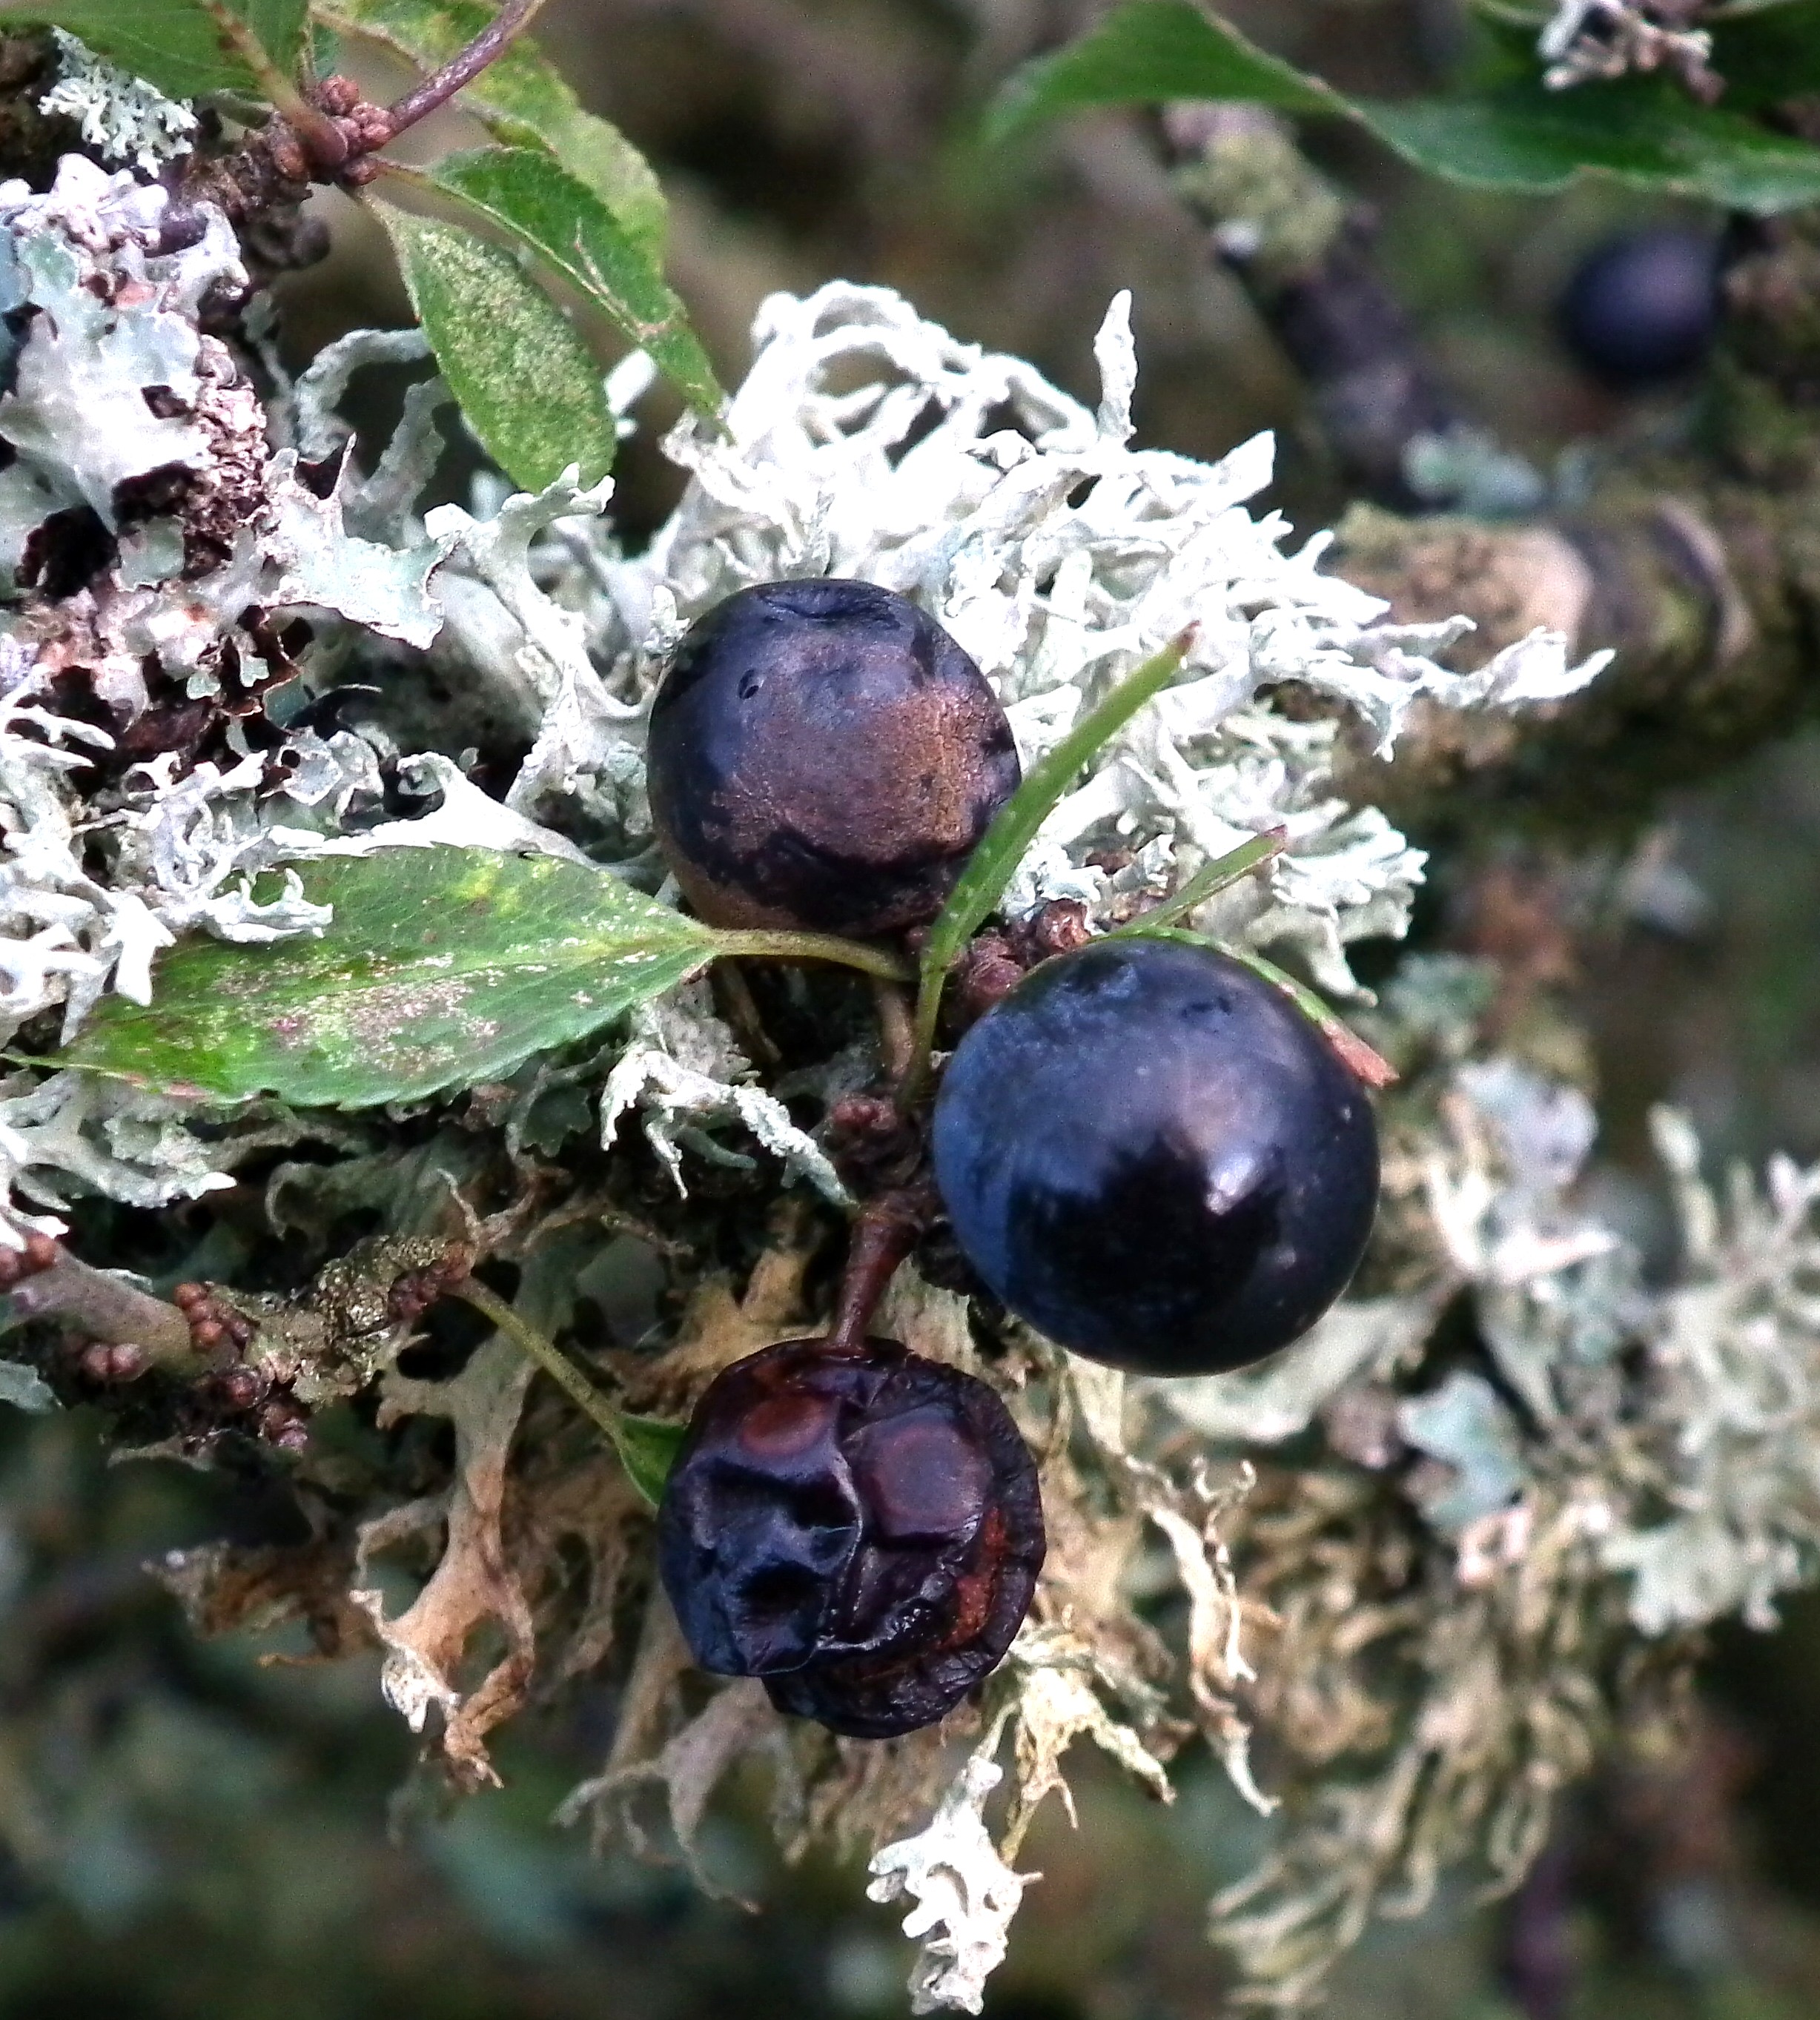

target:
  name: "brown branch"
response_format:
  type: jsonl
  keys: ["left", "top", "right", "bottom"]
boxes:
{"left": 8, "top": 1249, "right": 197, "bottom": 1363}
{"left": 1160, "top": 102, "right": 1820, "bottom": 821}
{"left": 1160, "top": 102, "right": 1491, "bottom": 511}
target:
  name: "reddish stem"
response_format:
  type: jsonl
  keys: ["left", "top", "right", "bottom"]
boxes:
{"left": 383, "top": 0, "right": 551, "bottom": 140}
{"left": 824, "top": 1193, "right": 927, "bottom": 1357}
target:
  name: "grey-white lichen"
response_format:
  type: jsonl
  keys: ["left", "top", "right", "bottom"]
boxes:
{"left": 5, "top": 122, "right": 1817, "bottom": 2020}
{"left": 1537, "top": 0, "right": 1720, "bottom": 99}
{"left": 36, "top": 31, "right": 197, "bottom": 176}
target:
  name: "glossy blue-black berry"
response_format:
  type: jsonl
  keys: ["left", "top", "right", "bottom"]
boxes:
{"left": 1558, "top": 228, "right": 1720, "bottom": 388}
{"left": 657, "top": 1335, "right": 1044, "bottom": 1738}
{"left": 930, "top": 937, "right": 1379, "bottom": 1377}
{"left": 646, "top": 580, "right": 1021, "bottom": 938}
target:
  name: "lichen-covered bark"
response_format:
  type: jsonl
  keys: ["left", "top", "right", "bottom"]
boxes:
{"left": 1164, "top": 104, "right": 1820, "bottom": 824}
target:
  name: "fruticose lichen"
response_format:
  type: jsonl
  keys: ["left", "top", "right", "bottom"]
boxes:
{"left": 2, "top": 92, "right": 1814, "bottom": 2016}
{"left": 1537, "top": 0, "right": 1721, "bottom": 99}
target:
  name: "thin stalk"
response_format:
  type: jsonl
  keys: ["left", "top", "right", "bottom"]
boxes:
{"left": 903, "top": 972, "right": 945, "bottom": 1112}
{"left": 196, "top": 0, "right": 344, "bottom": 158}
{"left": 870, "top": 977, "right": 917, "bottom": 1087}
{"left": 384, "top": 0, "right": 553, "bottom": 137}
{"left": 454, "top": 1276, "right": 623, "bottom": 1440}
{"left": 824, "top": 1195, "right": 924, "bottom": 1356}
{"left": 452, "top": 1277, "right": 684, "bottom": 1505}
{"left": 710, "top": 930, "right": 913, "bottom": 984}
{"left": 897, "top": 628, "right": 1196, "bottom": 1110}
{"left": 1219, "top": 945, "right": 1397, "bottom": 1088}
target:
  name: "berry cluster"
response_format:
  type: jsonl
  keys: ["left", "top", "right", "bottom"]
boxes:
{"left": 647, "top": 582, "right": 1383, "bottom": 1736}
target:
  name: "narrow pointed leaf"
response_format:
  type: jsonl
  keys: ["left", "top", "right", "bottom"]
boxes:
{"left": 375, "top": 205, "right": 618, "bottom": 492}
{"left": 920, "top": 634, "right": 1191, "bottom": 981}
{"left": 426, "top": 146, "right": 722, "bottom": 416}
{"left": 612, "top": 1413, "right": 686, "bottom": 1507}
{"left": 7, "top": 0, "right": 310, "bottom": 99}
{"left": 1102, "top": 827, "right": 1286, "bottom": 940}
{"left": 55, "top": 847, "right": 716, "bottom": 1107}
{"left": 311, "top": 0, "right": 668, "bottom": 253}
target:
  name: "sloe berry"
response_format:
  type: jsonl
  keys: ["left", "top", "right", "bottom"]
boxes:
{"left": 1558, "top": 228, "right": 1720, "bottom": 388}
{"left": 646, "top": 580, "right": 1021, "bottom": 938}
{"left": 657, "top": 1334, "right": 1044, "bottom": 1738}
{"left": 930, "top": 936, "right": 1379, "bottom": 1377}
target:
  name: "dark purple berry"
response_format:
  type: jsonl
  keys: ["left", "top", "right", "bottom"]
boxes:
{"left": 930, "top": 937, "right": 1379, "bottom": 1377}
{"left": 646, "top": 580, "right": 1021, "bottom": 938}
{"left": 657, "top": 1334, "right": 1044, "bottom": 1738}
{"left": 1558, "top": 228, "right": 1720, "bottom": 388}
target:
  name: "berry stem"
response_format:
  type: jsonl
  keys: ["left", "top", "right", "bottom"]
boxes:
{"left": 870, "top": 978, "right": 917, "bottom": 1087}
{"left": 709, "top": 931, "right": 913, "bottom": 984}
{"left": 824, "top": 1194, "right": 925, "bottom": 1357}
{"left": 383, "top": 0, "right": 553, "bottom": 140}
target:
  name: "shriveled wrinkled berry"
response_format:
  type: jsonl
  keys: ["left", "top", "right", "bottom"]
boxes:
{"left": 646, "top": 580, "right": 1021, "bottom": 938}
{"left": 657, "top": 1334, "right": 1044, "bottom": 1738}
{"left": 931, "top": 937, "right": 1379, "bottom": 1377}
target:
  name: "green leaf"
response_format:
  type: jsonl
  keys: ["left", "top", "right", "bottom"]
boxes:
{"left": 425, "top": 146, "right": 722, "bottom": 416}
{"left": 986, "top": 0, "right": 1820, "bottom": 213}
{"left": 0, "top": 1359, "right": 58, "bottom": 1414}
{"left": 374, "top": 205, "right": 619, "bottom": 492}
{"left": 1363, "top": 81, "right": 1820, "bottom": 210}
{"left": 309, "top": 0, "right": 668, "bottom": 254}
{"left": 56, "top": 847, "right": 716, "bottom": 1107}
{"left": 611, "top": 1413, "right": 686, "bottom": 1508}
{"left": 1710, "top": 0, "right": 1820, "bottom": 107}
{"left": 7, "top": 0, "right": 310, "bottom": 99}
{"left": 985, "top": 0, "right": 1328, "bottom": 145}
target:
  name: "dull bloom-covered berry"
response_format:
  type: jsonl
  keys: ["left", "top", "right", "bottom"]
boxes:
{"left": 1558, "top": 228, "right": 1720, "bottom": 388}
{"left": 931, "top": 937, "right": 1379, "bottom": 1377}
{"left": 646, "top": 579, "right": 1021, "bottom": 938}
{"left": 657, "top": 1334, "right": 1044, "bottom": 1738}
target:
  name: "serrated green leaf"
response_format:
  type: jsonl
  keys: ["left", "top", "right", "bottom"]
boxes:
{"left": 374, "top": 205, "right": 618, "bottom": 492}
{"left": 6, "top": 0, "right": 309, "bottom": 99}
{"left": 309, "top": 0, "right": 667, "bottom": 254}
{"left": 986, "top": 0, "right": 1820, "bottom": 213}
{"left": 1363, "top": 82, "right": 1820, "bottom": 210}
{"left": 426, "top": 147, "right": 721, "bottom": 416}
{"left": 56, "top": 847, "right": 716, "bottom": 1107}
